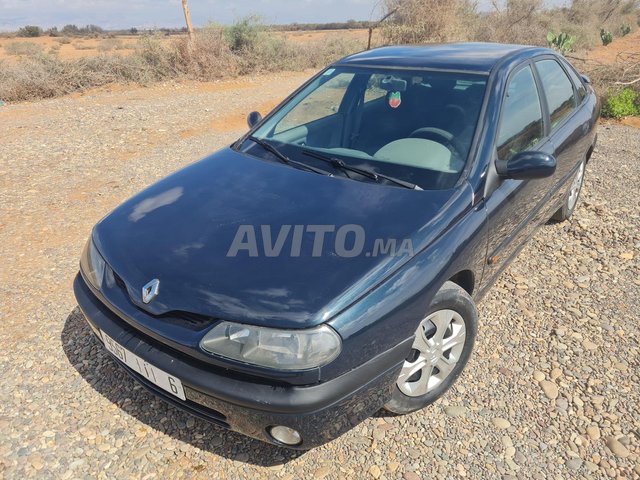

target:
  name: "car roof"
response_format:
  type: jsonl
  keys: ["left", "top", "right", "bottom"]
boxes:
{"left": 334, "top": 43, "right": 547, "bottom": 74}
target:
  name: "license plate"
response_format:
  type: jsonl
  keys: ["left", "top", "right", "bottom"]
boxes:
{"left": 101, "top": 330, "right": 186, "bottom": 401}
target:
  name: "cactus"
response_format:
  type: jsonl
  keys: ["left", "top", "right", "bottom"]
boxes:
{"left": 621, "top": 25, "right": 631, "bottom": 36}
{"left": 546, "top": 31, "right": 576, "bottom": 55}
{"left": 600, "top": 29, "right": 613, "bottom": 46}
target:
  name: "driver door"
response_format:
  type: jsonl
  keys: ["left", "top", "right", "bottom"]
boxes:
{"left": 484, "top": 63, "right": 555, "bottom": 279}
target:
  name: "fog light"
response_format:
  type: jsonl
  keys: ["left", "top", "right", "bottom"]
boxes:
{"left": 269, "top": 426, "right": 302, "bottom": 446}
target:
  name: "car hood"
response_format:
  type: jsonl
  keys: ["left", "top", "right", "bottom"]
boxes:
{"left": 94, "top": 148, "right": 469, "bottom": 328}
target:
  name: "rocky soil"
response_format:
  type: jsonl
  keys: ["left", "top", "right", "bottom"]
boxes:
{"left": 0, "top": 74, "right": 638, "bottom": 479}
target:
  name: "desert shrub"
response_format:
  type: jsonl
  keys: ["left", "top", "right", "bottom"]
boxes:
{"left": 116, "top": 43, "right": 136, "bottom": 50}
{"left": 600, "top": 28, "right": 614, "bottom": 45}
{"left": 4, "top": 41, "right": 44, "bottom": 56}
{"left": 601, "top": 88, "right": 640, "bottom": 118}
{"left": 170, "top": 27, "right": 237, "bottom": 79}
{"left": 382, "top": 0, "right": 477, "bottom": 44}
{"left": 55, "top": 37, "right": 72, "bottom": 45}
{"left": 97, "top": 38, "right": 123, "bottom": 52}
{"left": 17, "top": 26, "right": 42, "bottom": 38}
{"left": 621, "top": 24, "right": 631, "bottom": 35}
{"left": 132, "top": 35, "right": 180, "bottom": 80}
{"left": 475, "top": 0, "right": 550, "bottom": 45}
{"left": 380, "top": 0, "right": 639, "bottom": 51}
{"left": 0, "top": 28, "right": 365, "bottom": 103}
{"left": 301, "top": 36, "right": 365, "bottom": 67}
{"left": 224, "top": 16, "right": 264, "bottom": 51}
{"left": 235, "top": 30, "right": 364, "bottom": 75}
{"left": 73, "top": 42, "right": 94, "bottom": 51}
{"left": 0, "top": 55, "right": 71, "bottom": 100}
{"left": 547, "top": 31, "right": 576, "bottom": 54}
{"left": 62, "top": 25, "right": 81, "bottom": 36}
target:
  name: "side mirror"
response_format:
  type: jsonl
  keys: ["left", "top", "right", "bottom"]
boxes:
{"left": 247, "top": 111, "right": 262, "bottom": 128}
{"left": 496, "top": 151, "right": 556, "bottom": 180}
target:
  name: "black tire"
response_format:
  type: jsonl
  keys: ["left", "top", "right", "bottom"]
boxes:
{"left": 552, "top": 160, "right": 585, "bottom": 222}
{"left": 384, "top": 281, "right": 478, "bottom": 415}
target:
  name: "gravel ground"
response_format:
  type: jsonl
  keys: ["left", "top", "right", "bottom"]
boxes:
{"left": 0, "top": 74, "right": 638, "bottom": 479}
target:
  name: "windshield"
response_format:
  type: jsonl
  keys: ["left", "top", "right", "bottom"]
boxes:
{"left": 241, "top": 66, "right": 487, "bottom": 190}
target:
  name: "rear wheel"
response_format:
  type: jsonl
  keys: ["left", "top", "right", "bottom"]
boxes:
{"left": 384, "top": 281, "right": 477, "bottom": 414}
{"left": 552, "top": 160, "right": 585, "bottom": 222}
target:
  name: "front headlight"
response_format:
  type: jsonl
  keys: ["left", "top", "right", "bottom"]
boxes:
{"left": 80, "top": 237, "right": 106, "bottom": 290}
{"left": 200, "top": 322, "right": 342, "bottom": 370}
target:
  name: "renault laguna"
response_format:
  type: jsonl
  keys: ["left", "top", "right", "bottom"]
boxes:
{"left": 74, "top": 43, "right": 598, "bottom": 448}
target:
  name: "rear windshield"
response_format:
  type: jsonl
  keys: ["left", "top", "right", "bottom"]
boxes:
{"left": 247, "top": 66, "right": 487, "bottom": 190}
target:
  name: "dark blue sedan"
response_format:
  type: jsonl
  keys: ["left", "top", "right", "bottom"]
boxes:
{"left": 74, "top": 43, "right": 598, "bottom": 449}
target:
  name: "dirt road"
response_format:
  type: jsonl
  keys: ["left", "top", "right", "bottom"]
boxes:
{"left": 0, "top": 73, "right": 638, "bottom": 479}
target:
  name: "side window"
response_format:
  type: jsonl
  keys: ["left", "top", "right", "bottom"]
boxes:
{"left": 497, "top": 66, "right": 544, "bottom": 161}
{"left": 563, "top": 61, "right": 587, "bottom": 103}
{"left": 364, "top": 74, "right": 388, "bottom": 103}
{"left": 535, "top": 59, "right": 577, "bottom": 128}
{"left": 275, "top": 73, "right": 354, "bottom": 133}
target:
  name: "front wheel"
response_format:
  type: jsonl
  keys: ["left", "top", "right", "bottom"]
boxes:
{"left": 552, "top": 160, "right": 585, "bottom": 222}
{"left": 384, "top": 281, "right": 477, "bottom": 415}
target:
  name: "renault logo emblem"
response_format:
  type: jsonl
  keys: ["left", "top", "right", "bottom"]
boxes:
{"left": 142, "top": 279, "right": 160, "bottom": 304}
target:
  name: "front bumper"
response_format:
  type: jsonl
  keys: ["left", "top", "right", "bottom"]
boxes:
{"left": 73, "top": 273, "right": 408, "bottom": 449}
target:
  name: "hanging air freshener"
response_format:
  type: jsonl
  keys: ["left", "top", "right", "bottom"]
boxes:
{"left": 388, "top": 91, "right": 402, "bottom": 109}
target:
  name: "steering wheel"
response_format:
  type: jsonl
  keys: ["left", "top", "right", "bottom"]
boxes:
{"left": 409, "top": 127, "right": 466, "bottom": 159}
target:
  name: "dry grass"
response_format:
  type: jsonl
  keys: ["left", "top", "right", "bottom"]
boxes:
{"left": 0, "top": 26, "right": 364, "bottom": 102}
{"left": 97, "top": 38, "right": 123, "bottom": 52}
{"left": 3, "top": 41, "right": 45, "bottom": 56}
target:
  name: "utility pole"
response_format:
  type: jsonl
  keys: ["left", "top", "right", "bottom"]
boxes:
{"left": 182, "top": 0, "right": 195, "bottom": 41}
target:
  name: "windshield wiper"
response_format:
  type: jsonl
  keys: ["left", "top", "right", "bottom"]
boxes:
{"left": 247, "top": 136, "right": 333, "bottom": 177}
{"left": 302, "top": 149, "right": 422, "bottom": 190}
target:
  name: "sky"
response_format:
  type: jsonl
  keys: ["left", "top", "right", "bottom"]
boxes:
{"left": 0, "top": 0, "right": 570, "bottom": 32}
{"left": 0, "top": 0, "right": 386, "bottom": 31}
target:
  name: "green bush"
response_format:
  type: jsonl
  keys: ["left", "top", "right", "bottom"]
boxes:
{"left": 547, "top": 31, "right": 576, "bottom": 54}
{"left": 620, "top": 25, "right": 631, "bottom": 36}
{"left": 600, "top": 29, "right": 613, "bottom": 45}
{"left": 17, "top": 26, "right": 42, "bottom": 37}
{"left": 224, "top": 17, "right": 264, "bottom": 52}
{"left": 601, "top": 88, "right": 640, "bottom": 119}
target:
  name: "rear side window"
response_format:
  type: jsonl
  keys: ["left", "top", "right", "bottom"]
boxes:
{"left": 563, "top": 62, "right": 587, "bottom": 103}
{"left": 497, "top": 66, "right": 544, "bottom": 161}
{"left": 536, "top": 59, "right": 577, "bottom": 128}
